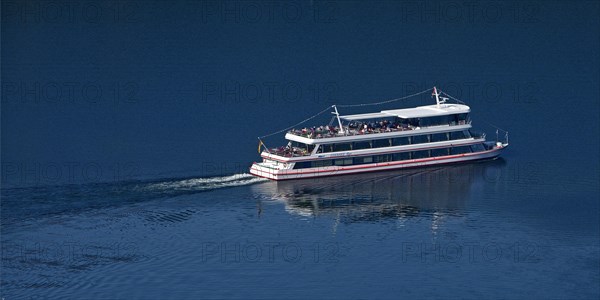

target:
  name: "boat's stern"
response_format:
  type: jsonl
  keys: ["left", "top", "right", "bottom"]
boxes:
{"left": 250, "top": 159, "right": 290, "bottom": 180}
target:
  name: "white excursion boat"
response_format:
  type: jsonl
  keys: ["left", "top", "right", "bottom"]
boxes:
{"left": 250, "top": 87, "right": 509, "bottom": 181}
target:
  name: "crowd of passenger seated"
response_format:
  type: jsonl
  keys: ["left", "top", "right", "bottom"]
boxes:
{"left": 269, "top": 146, "right": 306, "bottom": 157}
{"left": 347, "top": 120, "right": 417, "bottom": 133}
{"left": 269, "top": 143, "right": 313, "bottom": 157}
{"left": 288, "top": 125, "right": 341, "bottom": 139}
{"left": 289, "top": 119, "right": 418, "bottom": 138}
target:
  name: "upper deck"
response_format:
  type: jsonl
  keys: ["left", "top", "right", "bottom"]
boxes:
{"left": 285, "top": 103, "right": 471, "bottom": 144}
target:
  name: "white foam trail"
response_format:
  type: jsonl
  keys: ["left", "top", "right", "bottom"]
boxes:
{"left": 143, "top": 173, "right": 268, "bottom": 192}
{"left": 179, "top": 173, "right": 256, "bottom": 185}
{"left": 197, "top": 176, "right": 268, "bottom": 190}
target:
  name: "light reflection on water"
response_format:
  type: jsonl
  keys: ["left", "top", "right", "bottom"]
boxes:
{"left": 253, "top": 159, "right": 506, "bottom": 224}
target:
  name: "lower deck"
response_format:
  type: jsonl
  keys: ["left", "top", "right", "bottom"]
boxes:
{"left": 250, "top": 143, "right": 507, "bottom": 180}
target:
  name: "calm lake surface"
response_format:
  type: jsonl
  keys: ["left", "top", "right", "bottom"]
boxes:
{"left": 2, "top": 157, "right": 599, "bottom": 298}
{"left": 1, "top": 0, "right": 599, "bottom": 299}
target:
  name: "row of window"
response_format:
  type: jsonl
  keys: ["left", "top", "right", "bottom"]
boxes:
{"left": 317, "top": 130, "right": 473, "bottom": 153}
{"left": 293, "top": 144, "right": 486, "bottom": 169}
{"left": 415, "top": 113, "right": 469, "bottom": 127}
{"left": 291, "top": 142, "right": 316, "bottom": 152}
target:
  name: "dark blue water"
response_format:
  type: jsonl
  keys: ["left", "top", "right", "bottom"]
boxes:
{"left": 2, "top": 0, "right": 599, "bottom": 298}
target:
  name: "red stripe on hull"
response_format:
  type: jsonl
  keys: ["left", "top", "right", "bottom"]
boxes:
{"left": 251, "top": 147, "right": 504, "bottom": 181}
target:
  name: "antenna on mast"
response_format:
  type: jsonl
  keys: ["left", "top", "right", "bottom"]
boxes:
{"left": 432, "top": 86, "right": 447, "bottom": 108}
{"left": 331, "top": 105, "right": 345, "bottom": 135}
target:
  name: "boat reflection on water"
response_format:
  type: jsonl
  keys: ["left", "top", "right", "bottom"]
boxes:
{"left": 252, "top": 159, "right": 507, "bottom": 224}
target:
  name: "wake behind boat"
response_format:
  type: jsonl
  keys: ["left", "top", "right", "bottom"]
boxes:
{"left": 250, "top": 87, "right": 509, "bottom": 180}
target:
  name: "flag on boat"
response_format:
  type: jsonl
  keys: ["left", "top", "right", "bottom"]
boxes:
{"left": 258, "top": 139, "right": 263, "bottom": 154}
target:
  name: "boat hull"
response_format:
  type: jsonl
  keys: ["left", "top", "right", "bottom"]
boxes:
{"left": 250, "top": 147, "right": 505, "bottom": 181}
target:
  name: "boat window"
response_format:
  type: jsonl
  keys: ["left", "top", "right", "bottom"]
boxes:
{"left": 333, "top": 143, "right": 352, "bottom": 152}
{"left": 463, "top": 130, "right": 472, "bottom": 138}
{"left": 291, "top": 141, "right": 313, "bottom": 152}
{"left": 411, "top": 134, "right": 429, "bottom": 144}
{"left": 450, "top": 131, "right": 466, "bottom": 140}
{"left": 451, "top": 146, "right": 472, "bottom": 155}
{"left": 470, "top": 144, "right": 485, "bottom": 152}
{"left": 321, "top": 144, "right": 333, "bottom": 153}
{"left": 431, "top": 148, "right": 449, "bottom": 157}
{"left": 392, "top": 137, "right": 410, "bottom": 146}
{"left": 311, "top": 160, "right": 333, "bottom": 168}
{"left": 392, "top": 152, "right": 411, "bottom": 161}
{"left": 449, "top": 114, "right": 458, "bottom": 125}
{"left": 354, "top": 156, "right": 373, "bottom": 164}
{"left": 374, "top": 155, "right": 391, "bottom": 163}
{"left": 293, "top": 162, "right": 311, "bottom": 169}
{"left": 403, "top": 152, "right": 412, "bottom": 160}
{"left": 334, "top": 158, "right": 353, "bottom": 166}
{"left": 372, "top": 138, "right": 391, "bottom": 148}
{"left": 412, "top": 150, "right": 430, "bottom": 159}
{"left": 431, "top": 133, "right": 449, "bottom": 142}
{"left": 353, "top": 141, "right": 371, "bottom": 150}
{"left": 407, "top": 118, "right": 420, "bottom": 127}
{"left": 419, "top": 117, "right": 431, "bottom": 127}
{"left": 419, "top": 115, "right": 452, "bottom": 127}
{"left": 316, "top": 145, "right": 323, "bottom": 153}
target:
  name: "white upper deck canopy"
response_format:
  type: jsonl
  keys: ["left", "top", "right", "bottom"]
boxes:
{"left": 340, "top": 103, "right": 470, "bottom": 120}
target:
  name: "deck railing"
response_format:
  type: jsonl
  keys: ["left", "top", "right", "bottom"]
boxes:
{"left": 288, "top": 120, "right": 471, "bottom": 139}
{"left": 266, "top": 147, "right": 311, "bottom": 157}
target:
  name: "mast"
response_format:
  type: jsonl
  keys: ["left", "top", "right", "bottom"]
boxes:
{"left": 332, "top": 105, "right": 345, "bottom": 135}
{"left": 433, "top": 86, "right": 441, "bottom": 108}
